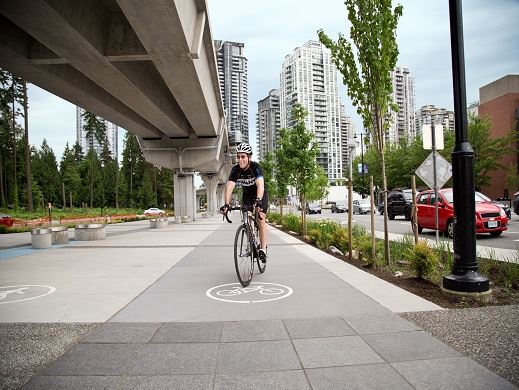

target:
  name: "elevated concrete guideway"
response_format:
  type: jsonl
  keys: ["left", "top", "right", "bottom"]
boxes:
{"left": 0, "top": 0, "right": 230, "bottom": 218}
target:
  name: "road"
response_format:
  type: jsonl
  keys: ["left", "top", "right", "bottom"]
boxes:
{"left": 282, "top": 208, "right": 519, "bottom": 251}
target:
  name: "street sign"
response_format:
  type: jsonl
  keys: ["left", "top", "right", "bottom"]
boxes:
{"left": 422, "top": 124, "right": 444, "bottom": 150}
{"left": 357, "top": 164, "right": 368, "bottom": 174}
{"left": 415, "top": 152, "right": 452, "bottom": 190}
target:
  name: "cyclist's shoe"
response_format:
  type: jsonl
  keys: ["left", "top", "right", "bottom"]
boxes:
{"left": 258, "top": 248, "right": 267, "bottom": 263}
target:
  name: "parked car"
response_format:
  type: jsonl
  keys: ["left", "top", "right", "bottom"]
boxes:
{"left": 0, "top": 213, "right": 14, "bottom": 228}
{"left": 513, "top": 191, "right": 519, "bottom": 216}
{"left": 387, "top": 188, "right": 414, "bottom": 220}
{"left": 415, "top": 188, "right": 508, "bottom": 238}
{"left": 144, "top": 207, "right": 165, "bottom": 217}
{"left": 331, "top": 201, "right": 347, "bottom": 213}
{"left": 306, "top": 203, "right": 321, "bottom": 214}
{"left": 475, "top": 192, "right": 511, "bottom": 219}
{"left": 352, "top": 199, "right": 372, "bottom": 214}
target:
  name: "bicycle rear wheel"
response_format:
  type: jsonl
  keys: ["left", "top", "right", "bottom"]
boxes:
{"left": 234, "top": 224, "right": 254, "bottom": 287}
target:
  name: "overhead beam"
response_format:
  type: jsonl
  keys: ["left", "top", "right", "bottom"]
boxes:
{"left": 0, "top": 15, "right": 163, "bottom": 139}
{"left": 117, "top": 0, "right": 223, "bottom": 137}
{"left": 0, "top": 0, "right": 192, "bottom": 137}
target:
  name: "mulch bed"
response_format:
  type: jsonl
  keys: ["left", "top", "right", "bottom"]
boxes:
{"left": 278, "top": 226, "right": 519, "bottom": 309}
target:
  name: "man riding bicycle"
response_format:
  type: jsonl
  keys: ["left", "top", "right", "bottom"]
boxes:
{"left": 220, "top": 143, "right": 268, "bottom": 262}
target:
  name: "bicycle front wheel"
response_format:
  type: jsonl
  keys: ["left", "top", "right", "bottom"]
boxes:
{"left": 234, "top": 224, "right": 254, "bottom": 287}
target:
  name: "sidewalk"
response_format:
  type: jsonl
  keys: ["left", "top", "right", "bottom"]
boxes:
{"left": 0, "top": 215, "right": 516, "bottom": 389}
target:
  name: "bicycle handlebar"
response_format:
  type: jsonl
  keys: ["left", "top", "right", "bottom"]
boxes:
{"left": 222, "top": 206, "right": 263, "bottom": 223}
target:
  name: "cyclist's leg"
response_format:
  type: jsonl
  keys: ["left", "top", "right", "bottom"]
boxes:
{"left": 258, "top": 193, "right": 269, "bottom": 260}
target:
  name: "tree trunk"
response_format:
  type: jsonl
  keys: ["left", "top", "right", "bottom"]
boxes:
{"left": 23, "top": 81, "right": 33, "bottom": 211}
{"left": 90, "top": 140, "right": 94, "bottom": 208}
{"left": 12, "top": 83, "right": 18, "bottom": 209}
{"left": 0, "top": 154, "right": 5, "bottom": 208}
{"left": 115, "top": 169, "right": 119, "bottom": 209}
{"left": 301, "top": 192, "right": 306, "bottom": 236}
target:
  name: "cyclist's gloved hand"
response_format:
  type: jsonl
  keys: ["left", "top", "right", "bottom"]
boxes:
{"left": 254, "top": 197, "right": 263, "bottom": 209}
{"left": 220, "top": 204, "right": 230, "bottom": 214}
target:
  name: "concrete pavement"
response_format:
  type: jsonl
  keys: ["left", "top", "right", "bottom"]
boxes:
{"left": 0, "top": 215, "right": 516, "bottom": 389}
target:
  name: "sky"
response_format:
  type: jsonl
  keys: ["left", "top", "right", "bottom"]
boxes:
{"left": 25, "top": 0, "right": 518, "bottom": 161}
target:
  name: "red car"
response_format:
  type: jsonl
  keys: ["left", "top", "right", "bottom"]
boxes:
{"left": 415, "top": 188, "right": 508, "bottom": 238}
{"left": 0, "top": 214, "right": 14, "bottom": 228}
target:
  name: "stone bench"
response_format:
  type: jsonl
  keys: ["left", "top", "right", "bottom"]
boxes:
{"left": 31, "top": 228, "right": 52, "bottom": 249}
{"left": 74, "top": 224, "right": 106, "bottom": 241}
{"left": 51, "top": 226, "right": 69, "bottom": 245}
{"left": 150, "top": 218, "right": 168, "bottom": 229}
{"left": 181, "top": 216, "right": 192, "bottom": 223}
{"left": 172, "top": 217, "right": 182, "bottom": 224}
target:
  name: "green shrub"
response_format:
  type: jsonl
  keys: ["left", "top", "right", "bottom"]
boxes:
{"left": 352, "top": 224, "right": 368, "bottom": 239}
{"left": 282, "top": 214, "right": 301, "bottom": 233}
{"left": 267, "top": 212, "right": 282, "bottom": 225}
{"left": 479, "top": 258, "right": 519, "bottom": 289}
{"left": 404, "top": 240, "right": 439, "bottom": 279}
{"left": 390, "top": 235, "right": 414, "bottom": 263}
{"left": 332, "top": 227, "right": 350, "bottom": 254}
{"left": 354, "top": 234, "right": 371, "bottom": 263}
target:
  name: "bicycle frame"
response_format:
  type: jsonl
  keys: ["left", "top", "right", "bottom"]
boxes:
{"left": 224, "top": 205, "right": 264, "bottom": 286}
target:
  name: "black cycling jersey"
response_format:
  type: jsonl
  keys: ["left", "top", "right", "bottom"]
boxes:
{"left": 228, "top": 161, "right": 268, "bottom": 211}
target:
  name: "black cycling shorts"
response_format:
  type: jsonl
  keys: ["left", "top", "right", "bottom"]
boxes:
{"left": 243, "top": 192, "right": 269, "bottom": 213}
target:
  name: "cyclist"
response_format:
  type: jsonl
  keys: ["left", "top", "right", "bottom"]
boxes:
{"left": 220, "top": 143, "right": 268, "bottom": 262}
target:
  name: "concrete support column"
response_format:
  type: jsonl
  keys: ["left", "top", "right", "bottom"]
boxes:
{"left": 200, "top": 173, "right": 220, "bottom": 213}
{"left": 217, "top": 183, "right": 226, "bottom": 208}
{"left": 174, "top": 172, "right": 196, "bottom": 221}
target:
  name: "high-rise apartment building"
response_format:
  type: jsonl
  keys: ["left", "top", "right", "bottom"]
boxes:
{"left": 340, "top": 105, "right": 355, "bottom": 178}
{"left": 256, "top": 89, "right": 280, "bottom": 161}
{"left": 280, "top": 40, "right": 344, "bottom": 181}
{"left": 76, "top": 107, "right": 118, "bottom": 159}
{"left": 214, "top": 40, "right": 248, "bottom": 146}
{"left": 414, "top": 105, "right": 455, "bottom": 135}
{"left": 389, "top": 66, "right": 416, "bottom": 143}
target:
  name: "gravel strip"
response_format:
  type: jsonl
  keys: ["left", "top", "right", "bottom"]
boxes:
{"left": 0, "top": 323, "right": 99, "bottom": 390}
{"left": 401, "top": 305, "right": 519, "bottom": 387}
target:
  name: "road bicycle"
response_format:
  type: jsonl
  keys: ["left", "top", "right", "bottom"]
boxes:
{"left": 223, "top": 205, "right": 266, "bottom": 287}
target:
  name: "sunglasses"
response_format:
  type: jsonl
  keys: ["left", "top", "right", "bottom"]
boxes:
{"left": 237, "top": 154, "right": 249, "bottom": 160}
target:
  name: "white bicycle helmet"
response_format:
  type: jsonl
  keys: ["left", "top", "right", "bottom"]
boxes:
{"left": 236, "top": 143, "right": 253, "bottom": 155}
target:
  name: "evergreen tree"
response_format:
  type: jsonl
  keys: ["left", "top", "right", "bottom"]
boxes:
{"left": 81, "top": 110, "right": 107, "bottom": 207}
{"left": 121, "top": 133, "right": 145, "bottom": 207}
{"left": 32, "top": 139, "right": 60, "bottom": 207}
{"left": 138, "top": 167, "right": 155, "bottom": 209}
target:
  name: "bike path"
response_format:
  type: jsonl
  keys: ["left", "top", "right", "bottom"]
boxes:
{"left": 0, "top": 215, "right": 516, "bottom": 389}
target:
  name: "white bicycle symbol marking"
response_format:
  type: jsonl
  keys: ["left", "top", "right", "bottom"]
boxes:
{"left": 0, "top": 285, "right": 56, "bottom": 304}
{"left": 206, "top": 282, "right": 293, "bottom": 303}
{"left": 216, "top": 285, "right": 285, "bottom": 297}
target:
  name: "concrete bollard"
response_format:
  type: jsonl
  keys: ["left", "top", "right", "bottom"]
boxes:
{"left": 173, "top": 217, "right": 182, "bottom": 224}
{"left": 50, "top": 226, "right": 69, "bottom": 245}
{"left": 150, "top": 218, "right": 168, "bottom": 229}
{"left": 31, "top": 228, "right": 52, "bottom": 249}
{"left": 74, "top": 224, "right": 106, "bottom": 241}
{"left": 181, "top": 216, "right": 191, "bottom": 223}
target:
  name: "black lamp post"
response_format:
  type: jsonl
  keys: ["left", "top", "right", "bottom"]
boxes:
{"left": 442, "top": 0, "right": 489, "bottom": 293}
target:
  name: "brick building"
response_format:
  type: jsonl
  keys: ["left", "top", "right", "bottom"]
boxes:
{"left": 479, "top": 75, "right": 519, "bottom": 199}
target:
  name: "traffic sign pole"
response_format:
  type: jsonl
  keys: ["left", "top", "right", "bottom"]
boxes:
{"left": 432, "top": 125, "right": 439, "bottom": 243}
